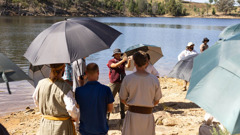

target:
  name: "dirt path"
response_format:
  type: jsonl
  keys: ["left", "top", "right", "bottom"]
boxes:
{"left": 0, "top": 78, "right": 205, "bottom": 135}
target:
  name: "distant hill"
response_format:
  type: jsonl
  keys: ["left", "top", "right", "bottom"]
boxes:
{"left": 0, "top": 0, "right": 239, "bottom": 18}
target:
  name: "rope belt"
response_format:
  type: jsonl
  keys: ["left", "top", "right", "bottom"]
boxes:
{"left": 43, "top": 115, "right": 76, "bottom": 135}
{"left": 128, "top": 106, "right": 153, "bottom": 114}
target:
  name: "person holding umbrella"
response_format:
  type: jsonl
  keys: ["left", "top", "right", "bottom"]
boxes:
{"left": 72, "top": 57, "right": 87, "bottom": 92}
{"left": 107, "top": 48, "right": 131, "bottom": 120}
{"left": 178, "top": 42, "right": 198, "bottom": 90}
{"left": 32, "top": 64, "right": 78, "bottom": 135}
{"left": 133, "top": 53, "right": 159, "bottom": 78}
{"left": 200, "top": 38, "right": 210, "bottom": 53}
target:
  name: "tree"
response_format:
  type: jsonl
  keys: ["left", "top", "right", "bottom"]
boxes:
{"left": 209, "top": 0, "right": 213, "bottom": 4}
{"left": 157, "top": 2, "right": 165, "bottom": 15}
{"left": 128, "top": 0, "right": 135, "bottom": 13}
{"left": 216, "top": 0, "right": 234, "bottom": 14}
{"left": 166, "top": 0, "right": 183, "bottom": 16}
{"left": 205, "top": 3, "right": 211, "bottom": 15}
{"left": 137, "top": 0, "right": 147, "bottom": 13}
{"left": 212, "top": 7, "right": 216, "bottom": 15}
{"left": 214, "top": 0, "right": 218, "bottom": 4}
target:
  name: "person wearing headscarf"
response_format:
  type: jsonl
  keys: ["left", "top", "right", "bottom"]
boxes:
{"left": 33, "top": 64, "right": 78, "bottom": 135}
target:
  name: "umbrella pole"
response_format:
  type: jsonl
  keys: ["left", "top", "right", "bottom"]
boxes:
{"left": 2, "top": 71, "right": 11, "bottom": 94}
{"left": 5, "top": 81, "right": 11, "bottom": 94}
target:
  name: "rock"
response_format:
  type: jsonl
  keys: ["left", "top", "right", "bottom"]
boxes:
{"left": 162, "top": 118, "right": 178, "bottom": 126}
{"left": 25, "top": 109, "right": 34, "bottom": 113}
{"left": 19, "top": 122, "right": 25, "bottom": 125}
{"left": 162, "top": 86, "right": 167, "bottom": 89}
{"left": 26, "top": 106, "right": 30, "bottom": 110}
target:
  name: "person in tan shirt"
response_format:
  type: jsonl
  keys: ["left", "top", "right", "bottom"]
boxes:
{"left": 120, "top": 51, "right": 162, "bottom": 135}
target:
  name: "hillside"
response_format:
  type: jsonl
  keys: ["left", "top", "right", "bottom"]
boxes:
{"left": 0, "top": 0, "right": 239, "bottom": 18}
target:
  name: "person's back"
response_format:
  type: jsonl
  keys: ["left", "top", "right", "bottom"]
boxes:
{"left": 33, "top": 64, "right": 77, "bottom": 135}
{"left": 120, "top": 51, "right": 162, "bottom": 135}
{"left": 75, "top": 63, "right": 114, "bottom": 135}
{"left": 37, "top": 78, "right": 71, "bottom": 117}
{"left": 122, "top": 73, "right": 159, "bottom": 107}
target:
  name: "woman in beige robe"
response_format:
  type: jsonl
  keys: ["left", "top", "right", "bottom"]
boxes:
{"left": 33, "top": 64, "right": 78, "bottom": 135}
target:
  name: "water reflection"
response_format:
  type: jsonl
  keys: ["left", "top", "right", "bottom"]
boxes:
{"left": 104, "top": 22, "right": 226, "bottom": 31}
{"left": 0, "top": 16, "right": 240, "bottom": 84}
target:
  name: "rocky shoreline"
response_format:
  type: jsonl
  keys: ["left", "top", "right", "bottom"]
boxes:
{"left": 0, "top": 78, "right": 206, "bottom": 135}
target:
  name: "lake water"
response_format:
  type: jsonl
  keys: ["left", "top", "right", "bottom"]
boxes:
{"left": 1, "top": 16, "right": 240, "bottom": 85}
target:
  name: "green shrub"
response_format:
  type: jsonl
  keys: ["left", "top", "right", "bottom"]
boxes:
{"left": 212, "top": 7, "right": 216, "bottom": 15}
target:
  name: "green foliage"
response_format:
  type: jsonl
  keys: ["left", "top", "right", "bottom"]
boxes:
{"left": 137, "top": 0, "right": 147, "bottom": 13}
{"left": 201, "top": 8, "right": 205, "bottom": 16}
{"left": 147, "top": 3, "right": 152, "bottom": 14}
{"left": 209, "top": 0, "right": 213, "bottom": 4}
{"left": 183, "top": 8, "right": 187, "bottom": 15}
{"left": 216, "top": 0, "right": 234, "bottom": 14}
{"left": 211, "top": 125, "right": 229, "bottom": 135}
{"left": 128, "top": 0, "right": 135, "bottom": 13}
{"left": 21, "top": 1, "right": 29, "bottom": 8}
{"left": 212, "top": 7, "right": 216, "bottom": 15}
{"left": 157, "top": 2, "right": 165, "bottom": 15}
{"left": 166, "top": 0, "right": 183, "bottom": 16}
{"left": 193, "top": 5, "right": 197, "bottom": 12}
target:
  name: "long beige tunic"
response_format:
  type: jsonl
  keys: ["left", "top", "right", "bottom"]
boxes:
{"left": 36, "top": 78, "right": 74, "bottom": 135}
{"left": 120, "top": 73, "right": 162, "bottom": 135}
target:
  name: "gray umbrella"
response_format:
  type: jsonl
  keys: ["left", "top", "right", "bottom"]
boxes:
{"left": 24, "top": 18, "right": 121, "bottom": 66}
{"left": 168, "top": 54, "right": 198, "bottom": 81}
{"left": 28, "top": 64, "right": 51, "bottom": 87}
{"left": 0, "top": 53, "right": 30, "bottom": 94}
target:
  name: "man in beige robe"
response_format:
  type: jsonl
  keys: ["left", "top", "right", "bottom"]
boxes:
{"left": 120, "top": 51, "right": 162, "bottom": 135}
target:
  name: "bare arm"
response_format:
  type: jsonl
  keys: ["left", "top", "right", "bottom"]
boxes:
{"left": 107, "top": 103, "right": 114, "bottom": 113}
{"left": 125, "top": 57, "right": 131, "bottom": 68}
{"left": 110, "top": 57, "right": 127, "bottom": 68}
{"left": 154, "top": 100, "right": 159, "bottom": 106}
{"left": 120, "top": 99, "right": 128, "bottom": 106}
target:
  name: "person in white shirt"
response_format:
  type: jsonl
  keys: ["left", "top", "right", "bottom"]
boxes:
{"left": 177, "top": 42, "right": 198, "bottom": 91}
{"left": 133, "top": 53, "right": 160, "bottom": 78}
{"left": 178, "top": 42, "right": 198, "bottom": 61}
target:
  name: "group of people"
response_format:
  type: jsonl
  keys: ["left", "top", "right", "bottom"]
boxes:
{"left": 32, "top": 48, "right": 161, "bottom": 135}
{"left": 32, "top": 37, "right": 210, "bottom": 135}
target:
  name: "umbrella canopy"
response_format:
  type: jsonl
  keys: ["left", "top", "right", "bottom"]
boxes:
{"left": 186, "top": 33, "right": 240, "bottom": 134}
{"left": 168, "top": 54, "right": 198, "bottom": 81}
{"left": 219, "top": 23, "right": 240, "bottom": 40}
{"left": 28, "top": 64, "right": 51, "bottom": 87}
{"left": 124, "top": 44, "right": 163, "bottom": 70}
{"left": 24, "top": 18, "right": 121, "bottom": 66}
{"left": 0, "top": 53, "right": 30, "bottom": 94}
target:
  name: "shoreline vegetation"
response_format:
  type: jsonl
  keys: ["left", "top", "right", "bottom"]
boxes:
{"left": 0, "top": 0, "right": 240, "bottom": 19}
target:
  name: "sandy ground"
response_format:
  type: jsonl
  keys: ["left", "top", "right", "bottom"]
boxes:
{"left": 0, "top": 78, "right": 206, "bottom": 135}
